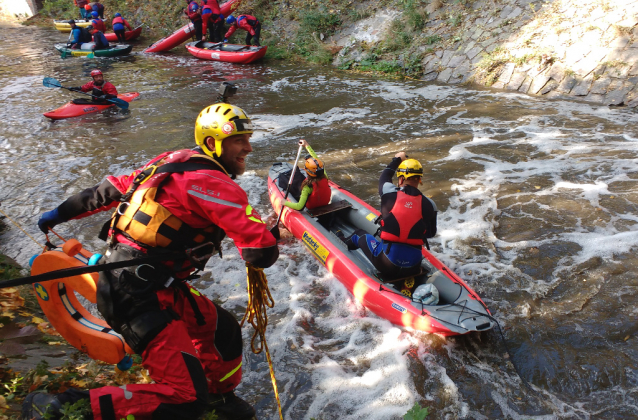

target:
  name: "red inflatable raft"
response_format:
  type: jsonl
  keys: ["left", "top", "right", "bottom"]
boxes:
{"left": 30, "top": 239, "right": 133, "bottom": 365}
{"left": 144, "top": 0, "right": 241, "bottom": 53}
{"left": 268, "top": 162, "right": 495, "bottom": 336}
{"left": 104, "top": 25, "right": 143, "bottom": 42}
{"left": 185, "top": 41, "right": 267, "bottom": 64}
{"left": 43, "top": 92, "right": 139, "bottom": 120}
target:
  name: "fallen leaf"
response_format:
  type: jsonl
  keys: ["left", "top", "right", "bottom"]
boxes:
{"left": 534, "top": 186, "right": 541, "bottom": 189}
{"left": 625, "top": 335, "right": 630, "bottom": 341}
{"left": 47, "top": 341, "right": 62, "bottom": 346}
{"left": 31, "top": 317, "right": 45, "bottom": 325}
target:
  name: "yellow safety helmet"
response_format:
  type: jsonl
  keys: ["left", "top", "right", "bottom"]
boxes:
{"left": 194, "top": 103, "right": 254, "bottom": 158}
{"left": 396, "top": 158, "right": 423, "bottom": 179}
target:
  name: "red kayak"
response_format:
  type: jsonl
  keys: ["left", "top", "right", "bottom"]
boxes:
{"left": 185, "top": 42, "right": 267, "bottom": 64}
{"left": 144, "top": 0, "right": 241, "bottom": 53}
{"left": 268, "top": 162, "right": 495, "bottom": 336}
{"left": 104, "top": 26, "right": 143, "bottom": 42}
{"left": 43, "top": 92, "right": 139, "bottom": 120}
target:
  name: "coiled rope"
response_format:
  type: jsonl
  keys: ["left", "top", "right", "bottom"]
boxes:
{"left": 241, "top": 263, "right": 283, "bottom": 420}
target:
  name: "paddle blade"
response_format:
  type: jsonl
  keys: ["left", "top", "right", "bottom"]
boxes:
{"left": 87, "top": 52, "right": 95, "bottom": 58}
{"left": 43, "top": 77, "right": 62, "bottom": 88}
{"left": 269, "top": 224, "right": 281, "bottom": 241}
{"left": 108, "top": 97, "right": 129, "bottom": 109}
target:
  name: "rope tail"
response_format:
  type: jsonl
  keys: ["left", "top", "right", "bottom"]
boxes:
{"left": 241, "top": 263, "right": 283, "bottom": 420}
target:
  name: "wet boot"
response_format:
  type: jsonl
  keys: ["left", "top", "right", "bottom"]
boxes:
{"left": 22, "top": 389, "right": 91, "bottom": 420}
{"left": 336, "top": 231, "right": 358, "bottom": 251}
{"left": 207, "top": 391, "right": 256, "bottom": 420}
{"left": 22, "top": 392, "right": 65, "bottom": 420}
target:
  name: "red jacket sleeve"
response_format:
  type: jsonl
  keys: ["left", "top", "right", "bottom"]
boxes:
{"left": 124, "top": 19, "right": 132, "bottom": 30}
{"left": 224, "top": 24, "right": 237, "bottom": 39}
{"left": 80, "top": 81, "right": 94, "bottom": 92}
{"left": 181, "top": 171, "right": 278, "bottom": 267}
{"left": 102, "top": 82, "right": 118, "bottom": 95}
{"left": 56, "top": 152, "right": 171, "bottom": 222}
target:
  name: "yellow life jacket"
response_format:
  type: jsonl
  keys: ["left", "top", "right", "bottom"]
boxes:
{"left": 110, "top": 150, "right": 226, "bottom": 251}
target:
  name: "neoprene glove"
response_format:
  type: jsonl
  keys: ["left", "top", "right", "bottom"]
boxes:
{"left": 38, "top": 208, "right": 64, "bottom": 234}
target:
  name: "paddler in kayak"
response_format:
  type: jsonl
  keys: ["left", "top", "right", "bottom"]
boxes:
{"left": 87, "top": 25, "right": 110, "bottom": 50}
{"left": 69, "top": 69, "right": 118, "bottom": 104}
{"left": 67, "top": 19, "right": 92, "bottom": 49}
{"left": 25, "top": 102, "right": 278, "bottom": 420}
{"left": 282, "top": 139, "right": 331, "bottom": 211}
{"left": 339, "top": 153, "right": 438, "bottom": 294}
{"left": 224, "top": 14, "right": 261, "bottom": 46}
{"left": 201, "top": 0, "right": 224, "bottom": 42}
{"left": 184, "top": 0, "right": 203, "bottom": 43}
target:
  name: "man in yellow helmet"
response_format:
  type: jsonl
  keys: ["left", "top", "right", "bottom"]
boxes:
{"left": 28, "top": 103, "right": 277, "bottom": 420}
{"left": 340, "top": 152, "right": 437, "bottom": 293}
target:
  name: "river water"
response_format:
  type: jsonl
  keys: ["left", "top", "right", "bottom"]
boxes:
{"left": 1, "top": 21, "right": 638, "bottom": 419}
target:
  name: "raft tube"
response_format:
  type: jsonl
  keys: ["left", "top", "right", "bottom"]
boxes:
{"left": 54, "top": 43, "right": 133, "bottom": 57}
{"left": 144, "top": 0, "right": 241, "bottom": 53}
{"left": 53, "top": 19, "right": 91, "bottom": 33}
{"left": 30, "top": 239, "right": 133, "bottom": 364}
{"left": 43, "top": 92, "right": 139, "bottom": 120}
{"left": 185, "top": 42, "right": 267, "bottom": 64}
{"left": 268, "top": 162, "right": 495, "bottom": 336}
{"left": 104, "top": 26, "right": 143, "bottom": 42}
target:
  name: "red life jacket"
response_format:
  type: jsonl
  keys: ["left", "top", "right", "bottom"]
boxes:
{"left": 305, "top": 177, "right": 331, "bottom": 209}
{"left": 379, "top": 190, "right": 426, "bottom": 246}
{"left": 112, "top": 16, "right": 124, "bottom": 26}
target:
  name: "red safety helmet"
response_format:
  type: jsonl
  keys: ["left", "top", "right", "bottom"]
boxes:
{"left": 90, "top": 69, "right": 103, "bottom": 78}
{"left": 84, "top": 4, "right": 92, "bottom": 10}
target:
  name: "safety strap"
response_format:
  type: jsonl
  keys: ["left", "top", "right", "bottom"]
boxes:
{"left": 104, "top": 157, "right": 225, "bottom": 243}
{"left": 175, "top": 281, "right": 206, "bottom": 326}
{"left": 0, "top": 256, "right": 165, "bottom": 289}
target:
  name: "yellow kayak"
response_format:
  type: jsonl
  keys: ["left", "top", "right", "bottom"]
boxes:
{"left": 53, "top": 19, "right": 92, "bottom": 33}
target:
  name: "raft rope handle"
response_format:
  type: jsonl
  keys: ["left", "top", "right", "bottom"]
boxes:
{"left": 240, "top": 263, "right": 283, "bottom": 420}
{"left": 0, "top": 206, "right": 47, "bottom": 253}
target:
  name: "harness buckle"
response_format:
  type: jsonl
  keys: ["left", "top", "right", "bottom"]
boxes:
{"left": 185, "top": 242, "right": 216, "bottom": 266}
{"left": 134, "top": 264, "right": 155, "bottom": 282}
{"left": 117, "top": 201, "right": 130, "bottom": 215}
{"left": 133, "top": 165, "right": 158, "bottom": 185}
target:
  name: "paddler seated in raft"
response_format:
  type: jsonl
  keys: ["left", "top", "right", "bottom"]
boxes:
{"left": 87, "top": 25, "right": 110, "bottom": 50}
{"left": 282, "top": 139, "right": 332, "bottom": 211}
{"left": 90, "top": 11, "right": 106, "bottom": 33}
{"left": 338, "top": 152, "right": 438, "bottom": 295}
{"left": 69, "top": 69, "right": 118, "bottom": 105}
{"left": 224, "top": 14, "right": 261, "bottom": 46}
{"left": 67, "top": 19, "right": 92, "bottom": 49}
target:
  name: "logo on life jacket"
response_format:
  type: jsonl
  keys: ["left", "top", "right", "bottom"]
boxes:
{"left": 34, "top": 283, "right": 49, "bottom": 301}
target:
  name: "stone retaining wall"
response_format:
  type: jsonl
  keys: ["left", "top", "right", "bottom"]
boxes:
{"left": 334, "top": 0, "right": 638, "bottom": 107}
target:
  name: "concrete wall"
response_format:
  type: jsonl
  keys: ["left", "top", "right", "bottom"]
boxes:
{"left": 0, "top": 0, "right": 40, "bottom": 21}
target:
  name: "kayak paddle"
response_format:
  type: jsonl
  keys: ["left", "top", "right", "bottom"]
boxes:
{"left": 43, "top": 77, "right": 129, "bottom": 109}
{"left": 270, "top": 142, "right": 304, "bottom": 240}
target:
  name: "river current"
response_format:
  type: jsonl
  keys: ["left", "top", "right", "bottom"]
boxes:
{"left": 1, "top": 21, "right": 638, "bottom": 419}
